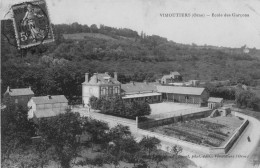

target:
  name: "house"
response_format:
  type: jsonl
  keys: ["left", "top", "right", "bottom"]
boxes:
{"left": 82, "top": 72, "right": 121, "bottom": 107}
{"left": 121, "top": 81, "right": 162, "bottom": 103}
{"left": 157, "top": 86, "right": 209, "bottom": 106}
{"left": 208, "top": 97, "right": 223, "bottom": 109}
{"left": 27, "top": 95, "right": 68, "bottom": 121}
{"left": 3, "top": 86, "right": 34, "bottom": 108}
{"left": 161, "top": 71, "right": 182, "bottom": 84}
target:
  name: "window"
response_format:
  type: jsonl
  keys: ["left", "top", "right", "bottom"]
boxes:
{"left": 15, "top": 99, "right": 18, "bottom": 103}
{"left": 114, "top": 87, "right": 118, "bottom": 94}
{"left": 101, "top": 87, "right": 107, "bottom": 95}
{"left": 109, "top": 87, "right": 113, "bottom": 95}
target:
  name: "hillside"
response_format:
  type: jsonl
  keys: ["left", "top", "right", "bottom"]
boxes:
{"left": 1, "top": 23, "right": 260, "bottom": 102}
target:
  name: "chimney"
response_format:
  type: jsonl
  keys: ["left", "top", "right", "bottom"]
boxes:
{"left": 93, "top": 73, "right": 98, "bottom": 83}
{"left": 6, "top": 86, "right": 10, "bottom": 92}
{"left": 48, "top": 95, "right": 52, "bottom": 99}
{"left": 114, "top": 72, "right": 118, "bottom": 81}
{"left": 144, "top": 80, "right": 148, "bottom": 84}
{"left": 131, "top": 81, "right": 135, "bottom": 85}
{"left": 85, "top": 73, "right": 89, "bottom": 82}
{"left": 29, "top": 86, "right": 31, "bottom": 90}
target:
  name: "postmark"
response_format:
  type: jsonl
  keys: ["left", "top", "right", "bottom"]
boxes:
{"left": 11, "top": 0, "right": 54, "bottom": 49}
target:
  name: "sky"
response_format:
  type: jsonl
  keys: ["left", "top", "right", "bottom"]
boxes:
{"left": 1, "top": 0, "right": 260, "bottom": 48}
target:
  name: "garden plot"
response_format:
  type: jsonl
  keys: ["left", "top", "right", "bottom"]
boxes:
{"left": 148, "top": 115, "right": 244, "bottom": 147}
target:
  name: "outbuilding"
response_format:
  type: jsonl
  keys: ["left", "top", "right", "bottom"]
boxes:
{"left": 208, "top": 97, "right": 223, "bottom": 109}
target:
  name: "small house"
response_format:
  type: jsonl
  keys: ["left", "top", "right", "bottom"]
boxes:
{"left": 3, "top": 86, "right": 34, "bottom": 108}
{"left": 208, "top": 97, "right": 223, "bottom": 109}
{"left": 28, "top": 95, "right": 68, "bottom": 122}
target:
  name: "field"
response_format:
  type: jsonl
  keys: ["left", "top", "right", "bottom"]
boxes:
{"left": 149, "top": 116, "right": 244, "bottom": 147}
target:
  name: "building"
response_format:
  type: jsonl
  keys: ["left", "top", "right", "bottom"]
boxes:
{"left": 82, "top": 72, "right": 121, "bottom": 106}
{"left": 3, "top": 86, "right": 34, "bottom": 108}
{"left": 28, "top": 95, "right": 68, "bottom": 121}
{"left": 161, "top": 71, "right": 182, "bottom": 84}
{"left": 208, "top": 97, "right": 223, "bottom": 109}
{"left": 157, "top": 86, "right": 209, "bottom": 106}
{"left": 121, "top": 81, "right": 162, "bottom": 103}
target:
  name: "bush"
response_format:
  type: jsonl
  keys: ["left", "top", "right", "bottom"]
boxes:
{"left": 89, "top": 96, "right": 151, "bottom": 118}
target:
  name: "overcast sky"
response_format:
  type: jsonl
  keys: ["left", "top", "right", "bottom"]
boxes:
{"left": 1, "top": 0, "right": 260, "bottom": 48}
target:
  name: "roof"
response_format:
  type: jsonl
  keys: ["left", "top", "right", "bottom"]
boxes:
{"left": 34, "top": 109, "right": 66, "bottom": 118}
{"left": 208, "top": 97, "right": 223, "bottom": 103}
{"left": 161, "top": 72, "right": 181, "bottom": 80}
{"left": 121, "top": 82, "right": 160, "bottom": 94}
{"left": 82, "top": 73, "right": 120, "bottom": 85}
{"left": 5, "top": 87, "right": 34, "bottom": 96}
{"left": 157, "top": 86, "right": 206, "bottom": 95}
{"left": 31, "top": 95, "right": 68, "bottom": 104}
{"left": 122, "top": 92, "right": 162, "bottom": 99}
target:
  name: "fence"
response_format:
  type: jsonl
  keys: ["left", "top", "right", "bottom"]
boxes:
{"left": 138, "top": 108, "right": 212, "bottom": 129}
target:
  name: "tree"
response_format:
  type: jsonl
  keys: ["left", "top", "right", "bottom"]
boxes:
{"left": 139, "top": 136, "right": 161, "bottom": 157}
{"left": 170, "top": 145, "right": 183, "bottom": 158}
{"left": 38, "top": 110, "right": 82, "bottom": 168}
{"left": 152, "top": 150, "right": 167, "bottom": 168}
{"left": 1, "top": 101, "right": 36, "bottom": 162}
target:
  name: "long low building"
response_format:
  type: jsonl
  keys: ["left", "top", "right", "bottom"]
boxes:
{"left": 121, "top": 81, "right": 162, "bottom": 103}
{"left": 157, "top": 86, "right": 209, "bottom": 106}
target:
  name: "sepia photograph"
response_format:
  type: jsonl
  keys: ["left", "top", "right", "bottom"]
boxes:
{"left": 1, "top": 0, "right": 260, "bottom": 168}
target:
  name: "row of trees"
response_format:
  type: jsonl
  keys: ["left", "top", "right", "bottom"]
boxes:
{"left": 1, "top": 100, "right": 184, "bottom": 168}
{"left": 54, "top": 23, "right": 139, "bottom": 38}
{"left": 89, "top": 96, "right": 151, "bottom": 118}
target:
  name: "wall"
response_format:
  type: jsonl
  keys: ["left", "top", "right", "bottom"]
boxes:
{"left": 210, "top": 119, "right": 249, "bottom": 154}
{"left": 82, "top": 85, "right": 100, "bottom": 106}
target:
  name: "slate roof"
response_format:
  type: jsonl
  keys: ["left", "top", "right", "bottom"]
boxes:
{"left": 83, "top": 73, "right": 120, "bottom": 85}
{"left": 157, "top": 86, "right": 205, "bottom": 95}
{"left": 121, "top": 82, "right": 160, "bottom": 94}
{"left": 6, "top": 87, "right": 34, "bottom": 96}
{"left": 208, "top": 97, "right": 223, "bottom": 103}
{"left": 31, "top": 95, "right": 68, "bottom": 104}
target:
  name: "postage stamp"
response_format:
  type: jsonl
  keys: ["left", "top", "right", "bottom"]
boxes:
{"left": 11, "top": 0, "right": 54, "bottom": 49}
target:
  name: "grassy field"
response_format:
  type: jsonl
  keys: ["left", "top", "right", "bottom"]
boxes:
{"left": 149, "top": 116, "right": 243, "bottom": 147}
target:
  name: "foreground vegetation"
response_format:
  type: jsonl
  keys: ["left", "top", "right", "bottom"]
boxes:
{"left": 1, "top": 100, "right": 193, "bottom": 168}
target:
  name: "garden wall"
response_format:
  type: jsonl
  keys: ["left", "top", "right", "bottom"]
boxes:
{"left": 138, "top": 109, "right": 212, "bottom": 129}
{"left": 87, "top": 111, "right": 138, "bottom": 132}
{"left": 211, "top": 119, "right": 249, "bottom": 154}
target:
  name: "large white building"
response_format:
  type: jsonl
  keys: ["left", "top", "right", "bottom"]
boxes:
{"left": 82, "top": 72, "right": 121, "bottom": 106}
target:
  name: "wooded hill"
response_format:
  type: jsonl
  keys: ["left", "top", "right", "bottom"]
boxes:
{"left": 2, "top": 23, "right": 260, "bottom": 102}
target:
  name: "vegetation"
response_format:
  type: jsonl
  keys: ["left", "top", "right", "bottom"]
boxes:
{"left": 1, "top": 98, "right": 194, "bottom": 168}
{"left": 89, "top": 96, "right": 151, "bottom": 118}
{"left": 2, "top": 23, "right": 260, "bottom": 108}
